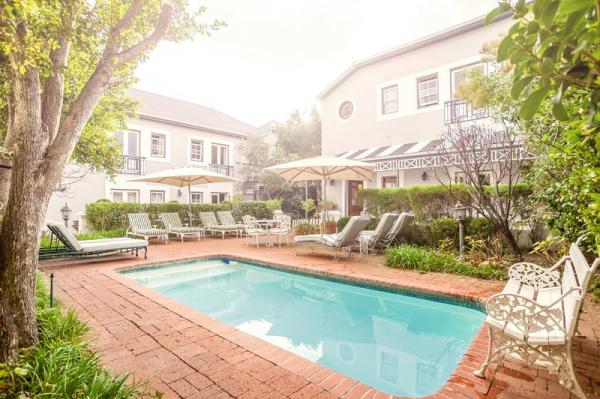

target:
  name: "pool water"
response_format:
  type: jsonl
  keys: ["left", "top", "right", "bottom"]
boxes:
{"left": 121, "top": 259, "right": 484, "bottom": 396}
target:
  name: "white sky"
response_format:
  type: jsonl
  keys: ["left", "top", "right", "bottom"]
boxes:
{"left": 135, "top": 0, "right": 499, "bottom": 127}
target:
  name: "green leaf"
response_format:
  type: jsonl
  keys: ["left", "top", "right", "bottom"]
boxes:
{"left": 510, "top": 51, "right": 529, "bottom": 64}
{"left": 540, "top": 57, "right": 555, "bottom": 75}
{"left": 551, "top": 102, "right": 570, "bottom": 121}
{"left": 497, "top": 35, "right": 513, "bottom": 62}
{"left": 519, "top": 86, "right": 551, "bottom": 120}
{"left": 511, "top": 76, "right": 534, "bottom": 99}
{"left": 485, "top": 6, "right": 502, "bottom": 25}
{"left": 540, "top": 0, "right": 559, "bottom": 27}
{"left": 558, "top": 0, "right": 594, "bottom": 14}
{"left": 13, "top": 367, "right": 28, "bottom": 376}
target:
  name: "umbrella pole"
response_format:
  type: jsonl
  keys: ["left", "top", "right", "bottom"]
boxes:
{"left": 322, "top": 176, "right": 326, "bottom": 234}
{"left": 187, "top": 182, "right": 193, "bottom": 225}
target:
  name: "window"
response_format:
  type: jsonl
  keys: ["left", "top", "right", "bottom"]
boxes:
{"left": 150, "top": 190, "right": 165, "bottom": 203}
{"left": 211, "top": 143, "right": 229, "bottom": 165}
{"left": 115, "top": 130, "right": 140, "bottom": 156}
{"left": 381, "top": 85, "right": 398, "bottom": 114}
{"left": 382, "top": 176, "right": 397, "bottom": 188}
{"left": 338, "top": 100, "right": 354, "bottom": 120}
{"left": 451, "top": 63, "right": 486, "bottom": 98}
{"left": 211, "top": 192, "right": 228, "bottom": 204}
{"left": 191, "top": 139, "right": 204, "bottom": 162}
{"left": 151, "top": 133, "right": 166, "bottom": 158}
{"left": 455, "top": 171, "right": 491, "bottom": 186}
{"left": 191, "top": 192, "right": 203, "bottom": 203}
{"left": 417, "top": 74, "right": 438, "bottom": 108}
{"left": 110, "top": 190, "right": 139, "bottom": 203}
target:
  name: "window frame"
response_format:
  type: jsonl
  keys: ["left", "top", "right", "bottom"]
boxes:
{"left": 381, "top": 176, "right": 398, "bottom": 188}
{"left": 150, "top": 190, "right": 165, "bottom": 204}
{"left": 110, "top": 189, "right": 140, "bottom": 203}
{"left": 190, "top": 139, "right": 204, "bottom": 162}
{"left": 150, "top": 133, "right": 166, "bottom": 158}
{"left": 210, "top": 192, "right": 228, "bottom": 204}
{"left": 454, "top": 171, "right": 492, "bottom": 186}
{"left": 450, "top": 62, "right": 487, "bottom": 99}
{"left": 190, "top": 191, "right": 203, "bottom": 203}
{"left": 211, "top": 143, "right": 229, "bottom": 165}
{"left": 416, "top": 73, "right": 439, "bottom": 109}
{"left": 381, "top": 85, "right": 399, "bottom": 115}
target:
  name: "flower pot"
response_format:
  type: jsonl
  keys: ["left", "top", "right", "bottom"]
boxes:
{"left": 323, "top": 221, "right": 336, "bottom": 234}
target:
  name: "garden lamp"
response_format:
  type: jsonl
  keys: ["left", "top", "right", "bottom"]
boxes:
{"left": 453, "top": 202, "right": 467, "bottom": 258}
{"left": 60, "top": 202, "right": 72, "bottom": 228}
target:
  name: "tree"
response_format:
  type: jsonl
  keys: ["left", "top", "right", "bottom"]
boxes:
{"left": 0, "top": 0, "right": 222, "bottom": 361}
{"left": 487, "top": 0, "right": 600, "bottom": 251}
{"left": 434, "top": 124, "right": 526, "bottom": 257}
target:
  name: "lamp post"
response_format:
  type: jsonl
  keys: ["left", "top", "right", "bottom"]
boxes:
{"left": 453, "top": 202, "right": 467, "bottom": 258}
{"left": 60, "top": 203, "right": 72, "bottom": 228}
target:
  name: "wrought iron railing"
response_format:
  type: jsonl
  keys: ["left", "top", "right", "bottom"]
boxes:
{"left": 444, "top": 99, "right": 489, "bottom": 124}
{"left": 209, "top": 164, "right": 234, "bottom": 176}
{"left": 118, "top": 155, "right": 145, "bottom": 175}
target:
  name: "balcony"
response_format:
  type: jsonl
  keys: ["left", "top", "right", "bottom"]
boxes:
{"left": 444, "top": 99, "right": 489, "bottom": 125}
{"left": 118, "top": 155, "right": 146, "bottom": 175}
{"left": 209, "top": 163, "right": 234, "bottom": 176}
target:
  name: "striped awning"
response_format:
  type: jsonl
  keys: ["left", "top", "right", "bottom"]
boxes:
{"left": 337, "top": 139, "right": 442, "bottom": 161}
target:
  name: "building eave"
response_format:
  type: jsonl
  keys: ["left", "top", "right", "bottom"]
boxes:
{"left": 316, "top": 11, "right": 512, "bottom": 100}
{"left": 137, "top": 113, "right": 249, "bottom": 139}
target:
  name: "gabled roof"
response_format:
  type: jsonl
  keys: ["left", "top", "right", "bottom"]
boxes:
{"left": 128, "top": 88, "right": 257, "bottom": 137}
{"left": 317, "top": 12, "right": 511, "bottom": 100}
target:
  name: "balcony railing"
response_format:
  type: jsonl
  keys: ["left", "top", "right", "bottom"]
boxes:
{"left": 444, "top": 99, "right": 489, "bottom": 124}
{"left": 209, "top": 163, "right": 234, "bottom": 176}
{"left": 118, "top": 155, "right": 146, "bottom": 175}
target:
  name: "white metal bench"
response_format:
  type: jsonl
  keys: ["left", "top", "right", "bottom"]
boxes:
{"left": 474, "top": 238, "right": 599, "bottom": 399}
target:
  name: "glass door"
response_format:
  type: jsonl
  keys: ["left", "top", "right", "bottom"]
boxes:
{"left": 347, "top": 180, "right": 364, "bottom": 216}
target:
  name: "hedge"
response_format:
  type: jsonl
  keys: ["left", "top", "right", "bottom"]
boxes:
{"left": 357, "top": 184, "right": 532, "bottom": 222}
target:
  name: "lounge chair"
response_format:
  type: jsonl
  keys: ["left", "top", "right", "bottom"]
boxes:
{"left": 216, "top": 211, "right": 246, "bottom": 231}
{"left": 199, "top": 212, "right": 240, "bottom": 239}
{"left": 356, "top": 213, "right": 398, "bottom": 254}
{"left": 294, "top": 216, "right": 370, "bottom": 260}
{"left": 474, "top": 238, "right": 599, "bottom": 399}
{"left": 366, "top": 212, "right": 414, "bottom": 250}
{"left": 40, "top": 221, "right": 148, "bottom": 259}
{"left": 127, "top": 213, "right": 169, "bottom": 243}
{"left": 159, "top": 213, "right": 204, "bottom": 242}
{"left": 242, "top": 215, "right": 269, "bottom": 247}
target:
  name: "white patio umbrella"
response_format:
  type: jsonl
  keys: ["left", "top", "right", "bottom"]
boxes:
{"left": 128, "top": 166, "right": 240, "bottom": 223}
{"left": 265, "top": 156, "right": 374, "bottom": 225}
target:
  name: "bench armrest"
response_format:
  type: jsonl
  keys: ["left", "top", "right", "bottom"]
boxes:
{"left": 508, "top": 259, "right": 565, "bottom": 288}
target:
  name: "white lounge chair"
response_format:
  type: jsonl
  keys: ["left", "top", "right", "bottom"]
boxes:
{"left": 474, "top": 238, "right": 599, "bottom": 399}
{"left": 294, "top": 216, "right": 370, "bottom": 260}
{"left": 159, "top": 212, "right": 204, "bottom": 242}
{"left": 199, "top": 212, "right": 240, "bottom": 239}
{"left": 217, "top": 211, "right": 246, "bottom": 231}
{"left": 41, "top": 221, "right": 148, "bottom": 259}
{"left": 357, "top": 213, "right": 398, "bottom": 254}
{"left": 127, "top": 213, "right": 169, "bottom": 243}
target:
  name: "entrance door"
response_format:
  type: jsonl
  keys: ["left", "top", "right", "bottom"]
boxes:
{"left": 347, "top": 180, "right": 363, "bottom": 216}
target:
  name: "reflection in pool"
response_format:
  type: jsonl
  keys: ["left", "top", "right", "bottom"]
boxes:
{"left": 121, "top": 259, "right": 484, "bottom": 396}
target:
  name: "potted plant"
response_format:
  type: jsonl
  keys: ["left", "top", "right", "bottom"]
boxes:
{"left": 318, "top": 199, "right": 337, "bottom": 234}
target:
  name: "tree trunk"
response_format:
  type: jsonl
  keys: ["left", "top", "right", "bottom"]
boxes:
{"left": 0, "top": 68, "right": 48, "bottom": 361}
{"left": 501, "top": 223, "right": 522, "bottom": 260}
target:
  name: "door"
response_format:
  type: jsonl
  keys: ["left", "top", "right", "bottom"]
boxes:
{"left": 347, "top": 180, "right": 363, "bottom": 216}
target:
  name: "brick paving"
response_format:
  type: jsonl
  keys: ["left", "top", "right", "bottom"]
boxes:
{"left": 40, "top": 237, "right": 600, "bottom": 399}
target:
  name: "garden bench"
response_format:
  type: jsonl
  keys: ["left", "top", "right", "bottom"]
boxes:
{"left": 474, "top": 239, "right": 599, "bottom": 399}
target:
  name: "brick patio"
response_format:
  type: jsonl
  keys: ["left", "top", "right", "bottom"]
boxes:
{"left": 40, "top": 237, "right": 600, "bottom": 399}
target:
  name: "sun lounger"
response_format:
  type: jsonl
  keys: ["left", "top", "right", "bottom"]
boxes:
{"left": 40, "top": 221, "right": 148, "bottom": 259}
{"left": 294, "top": 216, "right": 370, "bottom": 260}
{"left": 357, "top": 213, "right": 398, "bottom": 254}
{"left": 159, "top": 212, "right": 204, "bottom": 242}
{"left": 199, "top": 212, "right": 240, "bottom": 239}
{"left": 127, "top": 213, "right": 169, "bottom": 242}
{"left": 216, "top": 211, "right": 246, "bottom": 231}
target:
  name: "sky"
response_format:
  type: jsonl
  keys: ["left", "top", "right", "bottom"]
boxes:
{"left": 134, "top": 0, "right": 499, "bottom": 128}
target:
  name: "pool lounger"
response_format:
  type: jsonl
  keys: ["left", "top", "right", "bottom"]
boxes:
{"left": 40, "top": 221, "right": 148, "bottom": 259}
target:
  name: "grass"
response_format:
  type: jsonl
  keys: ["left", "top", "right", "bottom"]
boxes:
{"left": 385, "top": 244, "right": 508, "bottom": 280}
{"left": 0, "top": 275, "right": 156, "bottom": 399}
{"left": 40, "top": 229, "right": 126, "bottom": 249}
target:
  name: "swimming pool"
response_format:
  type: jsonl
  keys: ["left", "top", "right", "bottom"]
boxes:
{"left": 121, "top": 258, "right": 484, "bottom": 396}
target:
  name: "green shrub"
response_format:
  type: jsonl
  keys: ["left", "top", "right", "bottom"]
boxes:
{"left": 465, "top": 217, "right": 496, "bottom": 239}
{"left": 431, "top": 218, "right": 459, "bottom": 246}
{"left": 0, "top": 276, "right": 153, "bottom": 398}
{"left": 336, "top": 216, "right": 351, "bottom": 231}
{"left": 231, "top": 201, "right": 272, "bottom": 221}
{"left": 385, "top": 244, "right": 507, "bottom": 280}
{"left": 293, "top": 223, "right": 320, "bottom": 235}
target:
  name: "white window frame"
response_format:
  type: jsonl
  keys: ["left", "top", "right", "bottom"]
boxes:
{"left": 450, "top": 62, "right": 487, "bottom": 98}
{"left": 191, "top": 191, "right": 204, "bottom": 203}
{"left": 381, "top": 85, "right": 398, "bottom": 115}
{"left": 454, "top": 171, "right": 492, "bottom": 186}
{"left": 417, "top": 74, "right": 439, "bottom": 108}
{"left": 150, "top": 133, "right": 166, "bottom": 158}
{"left": 211, "top": 143, "right": 229, "bottom": 165}
{"left": 110, "top": 189, "right": 139, "bottom": 203}
{"left": 211, "top": 192, "right": 228, "bottom": 204}
{"left": 115, "top": 130, "right": 141, "bottom": 157}
{"left": 150, "top": 190, "right": 165, "bottom": 204}
{"left": 190, "top": 139, "right": 204, "bottom": 162}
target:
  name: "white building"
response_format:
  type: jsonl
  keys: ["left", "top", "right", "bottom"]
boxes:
{"left": 317, "top": 13, "right": 515, "bottom": 216}
{"left": 46, "top": 89, "right": 256, "bottom": 229}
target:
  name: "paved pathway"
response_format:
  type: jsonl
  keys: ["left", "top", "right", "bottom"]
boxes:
{"left": 41, "top": 237, "right": 600, "bottom": 399}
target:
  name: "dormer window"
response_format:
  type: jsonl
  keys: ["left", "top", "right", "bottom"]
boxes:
{"left": 382, "top": 85, "right": 398, "bottom": 114}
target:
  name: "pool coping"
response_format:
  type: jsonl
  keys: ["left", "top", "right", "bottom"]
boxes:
{"left": 103, "top": 252, "right": 495, "bottom": 398}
